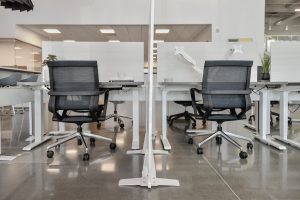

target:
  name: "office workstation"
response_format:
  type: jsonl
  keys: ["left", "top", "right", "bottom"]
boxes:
{"left": 1, "top": 0, "right": 300, "bottom": 199}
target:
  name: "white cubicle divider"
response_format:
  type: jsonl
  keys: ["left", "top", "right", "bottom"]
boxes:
{"left": 157, "top": 42, "right": 260, "bottom": 83}
{"left": 42, "top": 42, "right": 144, "bottom": 82}
{"left": 271, "top": 41, "right": 300, "bottom": 82}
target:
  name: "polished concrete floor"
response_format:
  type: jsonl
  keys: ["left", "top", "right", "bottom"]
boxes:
{"left": 1, "top": 111, "right": 300, "bottom": 200}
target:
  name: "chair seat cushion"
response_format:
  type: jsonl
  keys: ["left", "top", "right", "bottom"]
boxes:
{"left": 53, "top": 116, "right": 96, "bottom": 123}
{"left": 207, "top": 114, "right": 238, "bottom": 121}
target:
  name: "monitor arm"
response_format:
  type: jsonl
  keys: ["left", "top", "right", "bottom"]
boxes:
{"left": 174, "top": 46, "right": 203, "bottom": 74}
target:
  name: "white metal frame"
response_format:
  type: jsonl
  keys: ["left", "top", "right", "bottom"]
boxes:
{"left": 119, "top": 0, "right": 179, "bottom": 188}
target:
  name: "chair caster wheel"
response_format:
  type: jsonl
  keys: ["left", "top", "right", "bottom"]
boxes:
{"left": 247, "top": 142, "right": 253, "bottom": 150}
{"left": 97, "top": 123, "right": 101, "bottom": 129}
{"left": 276, "top": 117, "right": 279, "bottom": 122}
{"left": 83, "top": 153, "right": 90, "bottom": 161}
{"left": 55, "top": 144, "right": 60, "bottom": 149}
{"left": 202, "top": 120, "right": 206, "bottom": 126}
{"left": 239, "top": 151, "right": 248, "bottom": 159}
{"left": 248, "top": 119, "right": 252, "bottom": 124}
{"left": 192, "top": 123, "right": 196, "bottom": 128}
{"left": 197, "top": 147, "right": 203, "bottom": 154}
{"left": 110, "top": 143, "right": 117, "bottom": 150}
{"left": 288, "top": 120, "right": 292, "bottom": 126}
{"left": 120, "top": 123, "right": 124, "bottom": 129}
{"left": 47, "top": 150, "right": 54, "bottom": 158}
{"left": 90, "top": 138, "right": 96, "bottom": 145}
{"left": 188, "top": 138, "right": 193, "bottom": 144}
{"left": 77, "top": 139, "right": 82, "bottom": 145}
{"left": 216, "top": 136, "right": 222, "bottom": 145}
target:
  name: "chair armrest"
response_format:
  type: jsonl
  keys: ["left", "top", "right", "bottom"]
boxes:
{"left": 48, "top": 91, "right": 102, "bottom": 96}
{"left": 202, "top": 90, "right": 251, "bottom": 95}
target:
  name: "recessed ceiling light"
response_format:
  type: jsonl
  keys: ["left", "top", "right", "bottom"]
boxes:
{"left": 14, "top": 46, "right": 22, "bottom": 50}
{"left": 155, "top": 29, "right": 170, "bottom": 34}
{"left": 153, "top": 52, "right": 157, "bottom": 55}
{"left": 100, "top": 29, "right": 115, "bottom": 34}
{"left": 285, "top": 26, "right": 289, "bottom": 31}
{"left": 15, "top": 56, "right": 23, "bottom": 59}
{"left": 32, "top": 52, "right": 40, "bottom": 55}
{"left": 295, "top": 8, "right": 300, "bottom": 12}
{"left": 108, "top": 40, "right": 120, "bottom": 42}
{"left": 63, "top": 40, "right": 75, "bottom": 42}
{"left": 153, "top": 47, "right": 158, "bottom": 50}
{"left": 43, "top": 29, "right": 61, "bottom": 34}
{"left": 154, "top": 40, "right": 164, "bottom": 43}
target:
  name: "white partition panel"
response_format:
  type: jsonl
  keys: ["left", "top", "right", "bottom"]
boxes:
{"left": 157, "top": 42, "right": 258, "bottom": 83}
{"left": 42, "top": 42, "right": 144, "bottom": 82}
{"left": 271, "top": 41, "right": 300, "bottom": 82}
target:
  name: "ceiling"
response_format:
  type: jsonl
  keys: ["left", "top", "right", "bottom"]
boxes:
{"left": 266, "top": 0, "right": 300, "bottom": 34}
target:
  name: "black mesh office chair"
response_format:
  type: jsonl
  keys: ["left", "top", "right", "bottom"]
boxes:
{"left": 187, "top": 60, "right": 254, "bottom": 159}
{"left": 168, "top": 101, "right": 198, "bottom": 127}
{"left": 46, "top": 61, "right": 116, "bottom": 161}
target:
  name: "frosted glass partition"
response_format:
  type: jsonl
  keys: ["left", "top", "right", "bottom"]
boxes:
{"left": 0, "top": 39, "right": 42, "bottom": 72}
{"left": 271, "top": 41, "right": 300, "bottom": 82}
{"left": 42, "top": 42, "right": 144, "bottom": 82}
{"left": 157, "top": 42, "right": 259, "bottom": 83}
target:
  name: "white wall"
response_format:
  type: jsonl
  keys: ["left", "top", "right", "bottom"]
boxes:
{"left": 42, "top": 42, "right": 144, "bottom": 82}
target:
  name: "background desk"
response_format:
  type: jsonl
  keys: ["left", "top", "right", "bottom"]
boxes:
{"left": 99, "top": 81, "right": 144, "bottom": 150}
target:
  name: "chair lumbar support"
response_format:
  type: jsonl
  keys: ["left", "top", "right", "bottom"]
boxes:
{"left": 187, "top": 123, "right": 253, "bottom": 159}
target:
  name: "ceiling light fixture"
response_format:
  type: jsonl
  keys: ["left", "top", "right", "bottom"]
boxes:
{"left": 108, "top": 40, "right": 120, "bottom": 42}
{"left": 155, "top": 29, "right": 170, "bottom": 34}
{"left": 154, "top": 40, "right": 164, "bottom": 43}
{"left": 295, "top": 8, "right": 300, "bottom": 12}
{"left": 268, "top": 26, "right": 272, "bottom": 31}
{"left": 43, "top": 29, "right": 61, "bottom": 34}
{"left": 100, "top": 29, "right": 115, "bottom": 34}
{"left": 285, "top": 26, "right": 289, "bottom": 31}
{"left": 14, "top": 46, "right": 22, "bottom": 50}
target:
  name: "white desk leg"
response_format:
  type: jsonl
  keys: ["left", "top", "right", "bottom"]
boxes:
{"left": 255, "top": 89, "right": 286, "bottom": 151}
{"left": 161, "top": 89, "right": 171, "bottom": 150}
{"left": 273, "top": 91, "right": 300, "bottom": 149}
{"left": 131, "top": 88, "right": 140, "bottom": 150}
{"left": 25, "top": 102, "right": 35, "bottom": 142}
{"left": 23, "top": 89, "right": 51, "bottom": 151}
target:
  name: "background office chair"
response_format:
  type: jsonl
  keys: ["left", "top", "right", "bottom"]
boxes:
{"left": 248, "top": 101, "right": 292, "bottom": 126}
{"left": 187, "top": 60, "right": 254, "bottom": 159}
{"left": 46, "top": 61, "right": 116, "bottom": 161}
{"left": 103, "top": 101, "right": 132, "bottom": 129}
{"left": 168, "top": 101, "right": 198, "bottom": 128}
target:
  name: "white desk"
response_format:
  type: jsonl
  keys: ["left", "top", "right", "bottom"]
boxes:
{"left": 272, "top": 84, "right": 300, "bottom": 149}
{"left": 17, "top": 82, "right": 52, "bottom": 151}
{"left": 158, "top": 81, "right": 293, "bottom": 151}
{"left": 19, "top": 81, "right": 144, "bottom": 151}
{"left": 99, "top": 82, "right": 144, "bottom": 150}
{"left": 250, "top": 82, "right": 287, "bottom": 151}
{"left": 158, "top": 82, "right": 201, "bottom": 150}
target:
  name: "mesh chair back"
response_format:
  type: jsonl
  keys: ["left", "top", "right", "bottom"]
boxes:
{"left": 47, "top": 61, "right": 99, "bottom": 111}
{"left": 202, "top": 60, "right": 252, "bottom": 110}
